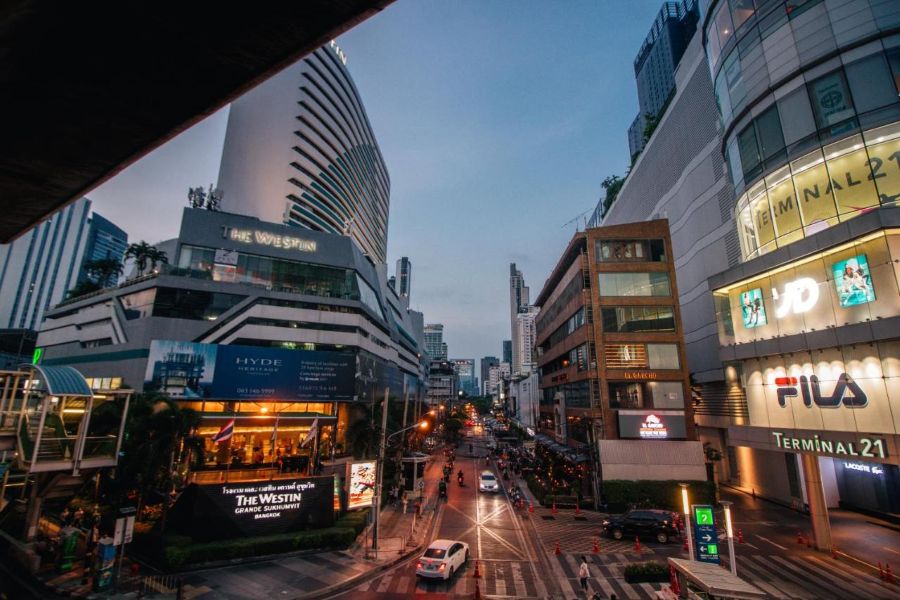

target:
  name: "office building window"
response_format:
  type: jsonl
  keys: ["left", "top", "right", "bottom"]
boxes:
{"left": 598, "top": 272, "right": 671, "bottom": 297}
{"left": 647, "top": 344, "right": 680, "bottom": 369}
{"left": 713, "top": 1, "right": 734, "bottom": 49}
{"left": 595, "top": 239, "right": 666, "bottom": 262}
{"left": 120, "top": 289, "right": 156, "bottom": 320}
{"left": 730, "top": 0, "right": 755, "bottom": 30}
{"left": 604, "top": 344, "right": 647, "bottom": 369}
{"left": 845, "top": 54, "right": 897, "bottom": 115}
{"left": 601, "top": 306, "right": 675, "bottom": 332}
{"left": 809, "top": 71, "right": 855, "bottom": 131}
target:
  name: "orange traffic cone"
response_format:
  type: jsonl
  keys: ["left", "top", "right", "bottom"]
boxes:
{"left": 552, "top": 502, "right": 558, "bottom": 515}
{"left": 575, "top": 504, "right": 581, "bottom": 516}
{"left": 634, "top": 536, "right": 641, "bottom": 553}
{"left": 528, "top": 502, "right": 534, "bottom": 514}
{"left": 796, "top": 531, "right": 804, "bottom": 544}
{"left": 474, "top": 579, "right": 483, "bottom": 600}
{"left": 737, "top": 529, "right": 744, "bottom": 544}
{"left": 473, "top": 560, "right": 481, "bottom": 578}
{"left": 555, "top": 541, "right": 561, "bottom": 555}
{"left": 592, "top": 538, "right": 600, "bottom": 554}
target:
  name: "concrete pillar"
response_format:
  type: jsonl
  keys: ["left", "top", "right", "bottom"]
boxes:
{"left": 800, "top": 453, "right": 832, "bottom": 551}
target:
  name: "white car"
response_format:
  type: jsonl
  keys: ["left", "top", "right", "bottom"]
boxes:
{"left": 479, "top": 470, "right": 499, "bottom": 493}
{"left": 416, "top": 539, "right": 470, "bottom": 580}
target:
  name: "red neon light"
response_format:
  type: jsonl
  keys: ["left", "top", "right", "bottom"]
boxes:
{"left": 774, "top": 377, "right": 797, "bottom": 386}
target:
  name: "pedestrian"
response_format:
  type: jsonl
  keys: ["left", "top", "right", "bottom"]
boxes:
{"left": 578, "top": 555, "right": 590, "bottom": 595}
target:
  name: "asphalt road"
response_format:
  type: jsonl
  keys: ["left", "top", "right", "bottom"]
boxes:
{"left": 331, "top": 428, "right": 558, "bottom": 599}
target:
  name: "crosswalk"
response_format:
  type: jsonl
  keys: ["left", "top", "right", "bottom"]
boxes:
{"left": 354, "top": 559, "right": 546, "bottom": 598}
{"left": 524, "top": 508, "right": 655, "bottom": 556}
{"left": 552, "top": 553, "right": 665, "bottom": 600}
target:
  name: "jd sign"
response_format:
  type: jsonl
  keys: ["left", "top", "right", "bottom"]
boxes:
{"left": 772, "top": 277, "right": 819, "bottom": 318}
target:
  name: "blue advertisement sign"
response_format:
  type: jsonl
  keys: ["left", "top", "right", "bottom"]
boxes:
{"left": 144, "top": 340, "right": 355, "bottom": 401}
{"left": 692, "top": 505, "right": 720, "bottom": 564}
{"left": 739, "top": 287, "right": 767, "bottom": 329}
{"left": 832, "top": 254, "right": 876, "bottom": 307}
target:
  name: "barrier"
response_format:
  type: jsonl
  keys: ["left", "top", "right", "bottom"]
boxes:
{"left": 737, "top": 529, "right": 744, "bottom": 544}
{"left": 473, "top": 560, "right": 481, "bottom": 579}
{"left": 528, "top": 502, "right": 534, "bottom": 514}
{"left": 634, "top": 536, "right": 641, "bottom": 553}
{"left": 552, "top": 503, "right": 558, "bottom": 515}
{"left": 592, "top": 538, "right": 600, "bottom": 554}
{"left": 555, "top": 541, "right": 561, "bottom": 555}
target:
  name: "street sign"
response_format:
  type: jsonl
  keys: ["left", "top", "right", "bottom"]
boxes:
{"left": 692, "top": 505, "right": 720, "bottom": 564}
{"left": 113, "top": 518, "right": 125, "bottom": 546}
{"left": 123, "top": 516, "right": 135, "bottom": 544}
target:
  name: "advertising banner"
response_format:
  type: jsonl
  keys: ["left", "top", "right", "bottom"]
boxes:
{"left": 168, "top": 477, "right": 335, "bottom": 540}
{"left": 144, "top": 340, "right": 355, "bottom": 400}
{"left": 832, "top": 254, "right": 876, "bottom": 307}
{"left": 347, "top": 461, "right": 376, "bottom": 510}
{"left": 617, "top": 410, "right": 687, "bottom": 440}
{"left": 739, "top": 288, "right": 766, "bottom": 329}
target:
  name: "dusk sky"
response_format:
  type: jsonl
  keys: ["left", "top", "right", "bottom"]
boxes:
{"left": 91, "top": 0, "right": 665, "bottom": 362}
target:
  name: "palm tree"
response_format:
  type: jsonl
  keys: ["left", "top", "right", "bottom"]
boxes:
{"left": 125, "top": 241, "right": 153, "bottom": 277}
{"left": 84, "top": 257, "right": 124, "bottom": 287}
{"left": 148, "top": 247, "right": 168, "bottom": 272}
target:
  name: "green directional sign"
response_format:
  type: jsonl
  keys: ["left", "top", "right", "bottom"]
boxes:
{"left": 694, "top": 506, "right": 714, "bottom": 525}
{"left": 32, "top": 347, "right": 43, "bottom": 365}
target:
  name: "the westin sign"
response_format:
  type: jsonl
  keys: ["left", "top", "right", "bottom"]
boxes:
{"left": 221, "top": 226, "right": 317, "bottom": 252}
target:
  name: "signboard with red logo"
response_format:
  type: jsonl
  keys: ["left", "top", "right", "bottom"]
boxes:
{"left": 617, "top": 410, "right": 687, "bottom": 440}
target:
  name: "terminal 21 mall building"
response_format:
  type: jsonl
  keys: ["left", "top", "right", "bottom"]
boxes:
{"left": 710, "top": 209, "right": 900, "bottom": 547}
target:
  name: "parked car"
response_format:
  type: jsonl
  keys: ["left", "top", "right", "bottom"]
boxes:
{"left": 601, "top": 509, "right": 679, "bottom": 544}
{"left": 416, "top": 539, "right": 469, "bottom": 580}
{"left": 478, "top": 470, "right": 500, "bottom": 493}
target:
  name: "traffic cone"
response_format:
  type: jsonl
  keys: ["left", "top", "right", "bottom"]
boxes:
{"left": 552, "top": 502, "right": 558, "bottom": 515}
{"left": 831, "top": 545, "right": 838, "bottom": 559}
{"left": 796, "top": 531, "right": 803, "bottom": 544}
{"left": 879, "top": 562, "right": 885, "bottom": 581}
{"left": 592, "top": 538, "right": 600, "bottom": 554}
{"left": 473, "top": 560, "right": 481, "bottom": 578}
{"left": 634, "top": 536, "right": 641, "bottom": 553}
{"left": 737, "top": 529, "right": 744, "bottom": 544}
{"left": 806, "top": 535, "right": 812, "bottom": 548}
{"left": 682, "top": 536, "right": 689, "bottom": 552}
{"left": 886, "top": 564, "right": 895, "bottom": 585}
{"left": 474, "top": 579, "right": 482, "bottom": 600}
{"left": 575, "top": 504, "right": 581, "bottom": 516}
{"left": 528, "top": 502, "right": 534, "bottom": 514}
{"left": 555, "top": 541, "right": 561, "bottom": 555}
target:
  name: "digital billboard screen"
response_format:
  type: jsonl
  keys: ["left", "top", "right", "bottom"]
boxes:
{"left": 832, "top": 254, "right": 876, "bottom": 308}
{"left": 739, "top": 287, "right": 767, "bottom": 329}
{"left": 347, "top": 461, "right": 376, "bottom": 510}
{"left": 617, "top": 410, "right": 687, "bottom": 440}
{"left": 144, "top": 340, "right": 355, "bottom": 400}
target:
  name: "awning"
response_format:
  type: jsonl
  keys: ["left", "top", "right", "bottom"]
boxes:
{"left": 26, "top": 364, "right": 93, "bottom": 397}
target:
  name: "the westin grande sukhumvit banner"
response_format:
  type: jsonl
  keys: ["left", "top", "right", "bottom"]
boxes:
{"left": 144, "top": 340, "right": 355, "bottom": 400}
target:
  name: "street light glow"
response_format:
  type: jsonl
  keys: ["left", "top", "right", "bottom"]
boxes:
{"left": 722, "top": 501, "right": 733, "bottom": 538}
{"left": 679, "top": 483, "right": 690, "bottom": 515}
{"left": 419, "top": 420, "right": 429, "bottom": 430}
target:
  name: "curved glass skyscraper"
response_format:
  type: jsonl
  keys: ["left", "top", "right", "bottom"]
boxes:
{"left": 218, "top": 42, "right": 390, "bottom": 263}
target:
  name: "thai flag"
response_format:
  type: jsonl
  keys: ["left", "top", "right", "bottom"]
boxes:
{"left": 212, "top": 419, "right": 235, "bottom": 444}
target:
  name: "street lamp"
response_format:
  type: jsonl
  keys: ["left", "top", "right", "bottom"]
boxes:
{"left": 721, "top": 500, "right": 737, "bottom": 575}
{"left": 680, "top": 483, "right": 695, "bottom": 561}
{"left": 373, "top": 419, "right": 429, "bottom": 555}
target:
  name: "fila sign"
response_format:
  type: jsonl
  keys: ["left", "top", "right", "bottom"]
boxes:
{"left": 775, "top": 373, "right": 867, "bottom": 408}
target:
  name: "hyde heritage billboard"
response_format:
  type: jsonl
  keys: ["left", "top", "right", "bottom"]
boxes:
{"left": 144, "top": 340, "right": 355, "bottom": 400}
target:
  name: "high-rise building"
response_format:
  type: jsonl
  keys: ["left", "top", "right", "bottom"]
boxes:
{"left": 395, "top": 256, "right": 411, "bottom": 299}
{"left": 451, "top": 358, "right": 477, "bottom": 396}
{"left": 627, "top": 1, "right": 699, "bottom": 159}
{"left": 0, "top": 198, "right": 97, "bottom": 330}
{"left": 217, "top": 42, "right": 390, "bottom": 263}
{"left": 78, "top": 213, "right": 129, "bottom": 285}
{"left": 502, "top": 340, "right": 512, "bottom": 365}
{"left": 514, "top": 306, "right": 539, "bottom": 375}
{"left": 509, "top": 263, "right": 529, "bottom": 375}
{"left": 480, "top": 356, "right": 499, "bottom": 395}
{"left": 424, "top": 323, "right": 447, "bottom": 361}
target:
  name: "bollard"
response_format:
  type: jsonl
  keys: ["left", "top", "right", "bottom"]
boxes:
{"left": 473, "top": 560, "right": 481, "bottom": 579}
{"left": 592, "top": 538, "right": 600, "bottom": 554}
{"left": 737, "top": 529, "right": 744, "bottom": 544}
{"left": 634, "top": 536, "right": 641, "bottom": 553}
{"left": 474, "top": 579, "right": 483, "bottom": 600}
{"left": 796, "top": 531, "right": 804, "bottom": 544}
{"left": 528, "top": 502, "right": 534, "bottom": 514}
{"left": 552, "top": 503, "right": 558, "bottom": 515}
{"left": 555, "top": 541, "right": 561, "bottom": 555}
{"left": 575, "top": 504, "right": 581, "bottom": 516}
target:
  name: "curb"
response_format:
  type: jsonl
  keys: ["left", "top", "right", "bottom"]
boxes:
{"left": 291, "top": 544, "right": 422, "bottom": 600}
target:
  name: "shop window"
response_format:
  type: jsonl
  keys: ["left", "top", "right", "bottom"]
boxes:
{"left": 823, "top": 135, "right": 880, "bottom": 218}
{"left": 608, "top": 382, "right": 645, "bottom": 409}
{"left": 598, "top": 272, "right": 671, "bottom": 297}
{"left": 646, "top": 381, "right": 684, "bottom": 408}
{"left": 864, "top": 124, "right": 900, "bottom": 205}
{"left": 600, "top": 306, "right": 675, "bottom": 332}
{"left": 809, "top": 70, "right": 856, "bottom": 132}
{"left": 749, "top": 186, "right": 776, "bottom": 251}
{"left": 647, "top": 344, "right": 680, "bottom": 369}
{"left": 777, "top": 87, "right": 817, "bottom": 146}
{"left": 845, "top": 53, "right": 897, "bottom": 115}
{"left": 766, "top": 166, "right": 802, "bottom": 245}
{"left": 604, "top": 344, "right": 648, "bottom": 369}
{"left": 729, "top": 0, "right": 755, "bottom": 30}
{"left": 790, "top": 152, "right": 838, "bottom": 233}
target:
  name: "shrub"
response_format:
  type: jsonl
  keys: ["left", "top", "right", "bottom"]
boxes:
{"left": 602, "top": 480, "right": 714, "bottom": 513}
{"left": 624, "top": 561, "right": 669, "bottom": 583}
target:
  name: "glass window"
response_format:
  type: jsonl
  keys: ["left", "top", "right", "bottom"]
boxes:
{"left": 714, "top": 1, "right": 735, "bottom": 49}
{"left": 601, "top": 306, "right": 675, "bottom": 332}
{"left": 791, "top": 153, "right": 839, "bottom": 233}
{"left": 707, "top": 22, "right": 722, "bottom": 67}
{"left": 595, "top": 239, "right": 666, "bottom": 262}
{"left": 845, "top": 53, "right": 897, "bottom": 114}
{"left": 723, "top": 50, "right": 746, "bottom": 110}
{"left": 604, "top": 344, "right": 648, "bottom": 369}
{"left": 608, "top": 382, "right": 645, "bottom": 409}
{"left": 887, "top": 49, "right": 900, "bottom": 94}
{"left": 766, "top": 167, "right": 802, "bottom": 244}
{"left": 729, "top": 0, "right": 755, "bottom": 30}
{"left": 120, "top": 288, "right": 156, "bottom": 320}
{"left": 777, "top": 87, "right": 817, "bottom": 145}
{"left": 356, "top": 275, "right": 385, "bottom": 320}
{"left": 647, "top": 344, "right": 680, "bottom": 369}
{"left": 809, "top": 71, "right": 856, "bottom": 129}
{"left": 153, "top": 288, "right": 246, "bottom": 321}
{"left": 737, "top": 124, "right": 762, "bottom": 180}
{"left": 598, "top": 272, "right": 671, "bottom": 297}
{"left": 756, "top": 105, "right": 785, "bottom": 161}
{"left": 646, "top": 381, "right": 684, "bottom": 408}
{"left": 823, "top": 136, "right": 880, "bottom": 218}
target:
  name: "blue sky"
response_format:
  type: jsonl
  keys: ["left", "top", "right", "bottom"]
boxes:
{"left": 91, "top": 0, "right": 666, "bottom": 362}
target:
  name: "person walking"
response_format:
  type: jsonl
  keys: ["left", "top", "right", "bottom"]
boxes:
{"left": 578, "top": 555, "right": 591, "bottom": 596}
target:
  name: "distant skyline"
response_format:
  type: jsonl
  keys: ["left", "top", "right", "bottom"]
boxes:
{"left": 89, "top": 0, "right": 666, "bottom": 359}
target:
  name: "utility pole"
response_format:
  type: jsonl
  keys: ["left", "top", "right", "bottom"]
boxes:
{"left": 373, "top": 387, "right": 389, "bottom": 555}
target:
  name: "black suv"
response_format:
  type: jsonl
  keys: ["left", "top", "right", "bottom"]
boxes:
{"left": 601, "top": 509, "right": 679, "bottom": 544}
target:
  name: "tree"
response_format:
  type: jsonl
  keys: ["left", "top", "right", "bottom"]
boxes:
{"left": 642, "top": 112, "right": 660, "bottom": 144}
{"left": 66, "top": 280, "right": 101, "bottom": 299}
{"left": 84, "top": 257, "right": 124, "bottom": 288}
{"left": 125, "top": 242, "right": 167, "bottom": 277}
{"left": 601, "top": 175, "right": 625, "bottom": 214}
{"left": 188, "top": 184, "right": 223, "bottom": 211}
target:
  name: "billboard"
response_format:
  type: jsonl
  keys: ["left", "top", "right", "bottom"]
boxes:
{"left": 739, "top": 288, "right": 767, "bottom": 329}
{"left": 168, "top": 477, "right": 335, "bottom": 540}
{"left": 617, "top": 410, "right": 687, "bottom": 440}
{"left": 347, "top": 461, "right": 376, "bottom": 510}
{"left": 832, "top": 254, "right": 876, "bottom": 307}
{"left": 144, "top": 340, "right": 355, "bottom": 400}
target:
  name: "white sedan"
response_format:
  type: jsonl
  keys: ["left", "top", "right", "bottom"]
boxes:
{"left": 415, "top": 539, "right": 470, "bottom": 580}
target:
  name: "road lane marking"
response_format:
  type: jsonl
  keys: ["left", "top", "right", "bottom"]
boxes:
{"left": 884, "top": 546, "right": 900, "bottom": 557}
{"left": 754, "top": 534, "right": 788, "bottom": 550}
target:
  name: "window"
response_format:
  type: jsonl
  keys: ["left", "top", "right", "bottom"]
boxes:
{"left": 647, "top": 344, "right": 680, "bottom": 369}
{"left": 737, "top": 125, "right": 761, "bottom": 180}
{"left": 356, "top": 275, "right": 385, "bottom": 320}
{"left": 722, "top": 50, "right": 746, "bottom": 111}
{"left": 120, "top": 288, "right": 156, "bottom": 320}
{"left": 756, "top": 106, "right": 785, "bottom": 164}
{"left": 777, "top": 87, "right": 816, "bottom": 146}
{"left": 845, "top": 54, "right": 897, "bottom": 114}
{"left": 714, "top": 1, "right": 735, "bottom": 49}
{"left": 601, "top": 306, "right": 675, "bottom": 332}
{"left": 809, "top": 71, "right": 855, "bottom": 130}
{"left": 608, "top": 382, "right": 645, "bottom": 409}
{"left": 646, "top": 381, "right": 684, "bottom": 408}
{"left": 887, "top": 49, "right": 900, "bottom": 94}
{"left": 598, "top": 272, "right": 671, "bottom": 297}
{"left": 604, "top": 344, "right": 647, "bottom": 369}
{"left": 729, "top": 0, "right": 755, "bottom": 30}
{"left": 595, "top": 239, "right": 666, "bottom": 262}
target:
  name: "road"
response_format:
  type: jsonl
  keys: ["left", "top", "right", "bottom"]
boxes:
{"left": 331, "top": 429, "right": 558, "bottom": 599}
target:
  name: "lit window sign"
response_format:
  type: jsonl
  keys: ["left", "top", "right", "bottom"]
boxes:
{"left": 832, "top": 254, "right": 876, "bottom": 307}
{"left": 774, "top": 372, "right": 867, "bottom": 408}
{"left": 347, "top": 461, "right": 376, "bottom": 510}
{"left": 842, "top": 461, "right": 884, "bottom": 475}
{"left": 771, "top": 431, "right": 887, "bottom": 459}
{"left": 739, "top": 288, "right": 767, "bottom": 328}
{"left": 773, "top": 277, "right": 819, "bottom": 318}
{"left": 221, "top": 227, "right": 317, "bottom": 252}
{"left": 638, "top": 414, "right": 668, "bottom": 439}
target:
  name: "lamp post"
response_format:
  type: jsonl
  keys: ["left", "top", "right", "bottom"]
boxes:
{"left": 680, "top": 483, "right": 695, "bottom": 561}
{"left": 372, "top": 407, "right": 429, "bottom": 556}
{"left": 721, "top": 500, "right": 737, "bottom": 575}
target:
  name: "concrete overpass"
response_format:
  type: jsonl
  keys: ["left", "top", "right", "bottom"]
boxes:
{"left": 0, "top": 0, "right": 393, "bottom": 242}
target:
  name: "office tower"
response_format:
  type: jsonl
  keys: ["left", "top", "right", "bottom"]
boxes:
{"left": 514, "top": 306, "right": 539, "bottom": 375}
{"left": 627, "top": 1, "right": 699, "bottom": 159}
{"left": 451, "top": 358, "right": 477, "bottom": 396}
{"left": 502, "top": 340, "right": 512, "bottom": 365}
{"left": 395, "top": 256, "right": 411, "bottom": 299}
{"left": 424, "top": 323, "right": 447, "bottom": 361}
{"left": 78, "top": 213, "right": 129, "bottom": 285}
{"left": 480, "top": 356, "right": 499, "bottom": 395}
{"left": 509, "top": 264, "right": 529, "bottom": 375}
{"left": 218, "top": 42, "right": 390, "bottom": 263}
